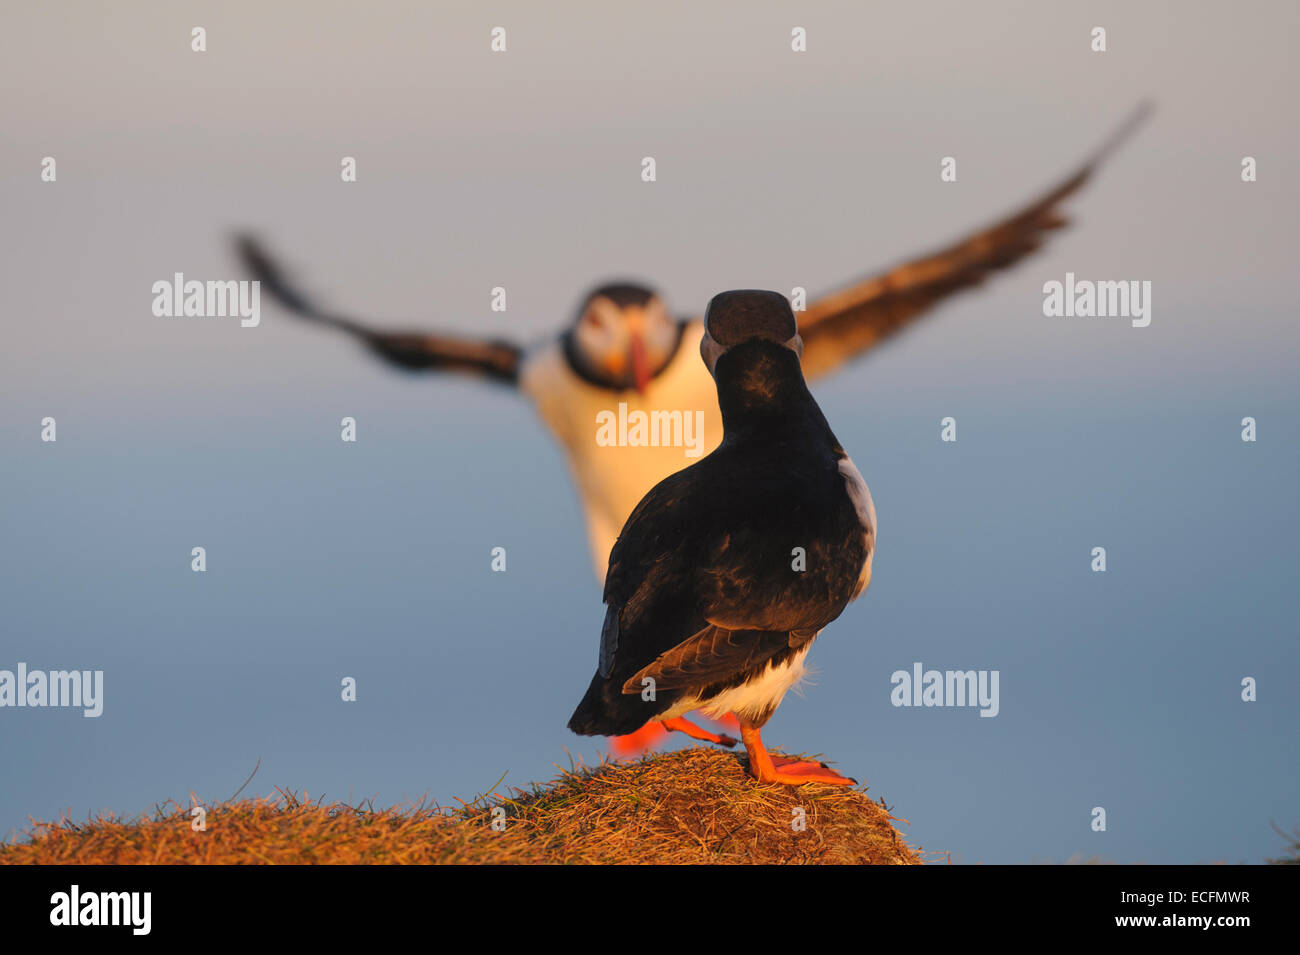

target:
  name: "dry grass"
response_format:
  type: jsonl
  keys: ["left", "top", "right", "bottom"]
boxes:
{"left": 0, "top": 748, "right": 924, "bottom": 865}
{"left": 1267, "top": 823, "right": 1300, "bottom": 865}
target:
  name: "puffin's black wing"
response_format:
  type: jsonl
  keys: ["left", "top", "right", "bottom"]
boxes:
{"left": 793, "top": 103, "right": 1152, "bottom": 379}
{"left": 621, "top": 625, "right": 817, "bottom": 692}
{"left": 236, "top": 236, "right": 523, "bottom": 383}
{"left": 601, "top": 453, "right": 859, "bottom": 684}
{"left": 571, "top": 451, "right": 861, "bottom": 735}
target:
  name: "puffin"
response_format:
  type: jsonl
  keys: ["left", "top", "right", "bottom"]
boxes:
{"left": 236, "top": 106, "right": 1148, "bottom": 581}
{"left": 567, "top": 290, "right": 873, "bottom": 785}
{"left": 237, "top": 107, "right": 1147, "bottom": 756}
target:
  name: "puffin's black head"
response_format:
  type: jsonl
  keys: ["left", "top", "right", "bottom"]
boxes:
{"left": 700, "top": 290, "right": 803, "bottom": 379}
{"left": 565, "top": 282, "right": 682, "bottom": 393}
{"left": 704, "top": 290, "right": 797, "bottom": 346}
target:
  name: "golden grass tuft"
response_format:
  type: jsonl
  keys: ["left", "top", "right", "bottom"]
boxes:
{"left": 0, "top": 748, "right": 924, "bottom": 865}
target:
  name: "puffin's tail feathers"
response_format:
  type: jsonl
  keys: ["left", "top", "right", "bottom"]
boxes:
{"left": 566, "top": 671, "right": 615, "bottom": 736}
{"left": 568, "top": 670, "right": 671, "bottom": 737}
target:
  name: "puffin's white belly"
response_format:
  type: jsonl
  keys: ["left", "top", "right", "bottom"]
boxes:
{"left": 657, "top": 645, "right": 814, "bottom": 723}
{"left": 520, "top": 324, "right": 722, "bottom": 577}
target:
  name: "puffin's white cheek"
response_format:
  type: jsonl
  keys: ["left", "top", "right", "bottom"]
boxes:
{"left": 581, "top": 324, "right": 616, "bottom": 360}
{"left": 648, "top": 322, "right": 678, "bottom": 355}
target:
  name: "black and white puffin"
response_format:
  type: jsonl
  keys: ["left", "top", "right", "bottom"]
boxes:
{"left": 235, "top": 105, "right": 1147, "bottom": 581}
{"left": 567, "top": 290, "right": 874, "bottom": 785}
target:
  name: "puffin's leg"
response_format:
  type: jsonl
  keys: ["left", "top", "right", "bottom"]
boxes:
{"left": 661, "top": 717, "right": 738, "bottom": 747}
{"left": 610, "top": 713, "right": 739, "bottom": 757}
{"left": 739, "top": 720, "right": 856, "bottom": 786}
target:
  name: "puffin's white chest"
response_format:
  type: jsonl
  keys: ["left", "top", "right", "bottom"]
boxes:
{"left": 520, "top": 324, "right": 721, "bottom": 575}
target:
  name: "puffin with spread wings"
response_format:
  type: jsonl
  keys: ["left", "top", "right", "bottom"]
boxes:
{"left": 239, "top": 108, "right": 1146, "bottom": 576}
{"left": 568, "top": 290, "right": 872, "bottom": 785}
{"left": 237, "top": 106, "right": 1147, "bottom": 755}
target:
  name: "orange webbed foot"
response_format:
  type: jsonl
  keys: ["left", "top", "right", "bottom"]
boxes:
{"left": 739, "top": 721, "right": 858, "bottom": 786}
{"left": 609, "top": 721, "right": 669, "bottom": 758}
{"left": 760, "top": 755, "right": 857, "bottom": 786}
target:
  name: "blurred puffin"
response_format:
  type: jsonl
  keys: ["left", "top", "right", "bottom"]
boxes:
{"left": 236, "top": 106, "right": 1147, "bottom": 580}
{"left": 237, "top": 106, "right": 1147, "bottom": 755}
{"left": 568, "top": 290, "right": 872, "bottom": 785}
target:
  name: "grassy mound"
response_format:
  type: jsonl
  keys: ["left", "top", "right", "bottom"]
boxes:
{"left": 0, "top": 748, "right": 923, "bottom": 865}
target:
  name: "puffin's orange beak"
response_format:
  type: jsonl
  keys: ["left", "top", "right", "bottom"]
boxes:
{"left": 626, "top": 308, "right": 651, "bottom": 394}
{"left": 629, "top": 333, "right": 650, "bottom": 394}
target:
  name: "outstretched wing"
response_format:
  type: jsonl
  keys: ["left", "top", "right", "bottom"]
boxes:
{"left": 795, "top": 103, "right": 1152, "bottom": 379}
{"left": 236, "top": 235, "right": 523, "bottom": 383}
